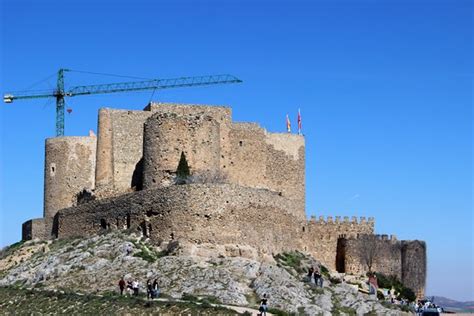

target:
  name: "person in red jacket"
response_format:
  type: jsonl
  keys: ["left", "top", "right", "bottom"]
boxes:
{"left": 118, "top": 277, "right": 126, "bottom": 295}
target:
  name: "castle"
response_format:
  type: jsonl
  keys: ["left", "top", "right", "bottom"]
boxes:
{"left": 21, "top": 102, "right": 427, "bottom": 298}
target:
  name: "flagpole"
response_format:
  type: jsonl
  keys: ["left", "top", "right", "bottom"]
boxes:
{"left": 286, "top": 114, "right": 291, "bottom": 133}
{"left": 297, "top": 108, "right": 302, "bottom": 135}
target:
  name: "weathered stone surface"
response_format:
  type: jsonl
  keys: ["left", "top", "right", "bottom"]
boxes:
{"left": 44, "top": 136, "right": 96, "bottom": 218}
{"left": 341, "top": 234, "right": 426, "bottom": 298}
{"left": 143, "top": 112, "right": 221, "bottom": 189}
{"left": 55, "top": 184, "right": 306, "bottom": 256}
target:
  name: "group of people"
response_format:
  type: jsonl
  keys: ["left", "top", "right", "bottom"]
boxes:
{"left": 307, "top": 266, "right": 324, "bottom": 288}
{"left": 118, "top": 277, "right": 160, "bottom": 299}
{"left": 414, "top": 300, "right": 444, "bottom": 314}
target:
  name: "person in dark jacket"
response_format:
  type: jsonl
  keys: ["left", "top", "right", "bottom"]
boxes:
{"left": 259, "top": 293, "right": 269, "bottom": 316}
{"left": 118, "top": 277, "right": 126, "bottom": 295}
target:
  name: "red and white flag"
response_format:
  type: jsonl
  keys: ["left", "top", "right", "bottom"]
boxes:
{"left": 286, "top": 114, "right": 291, "bottom": 133}
{"left": 297, "top": 108, "right": 302, "bottom": 135}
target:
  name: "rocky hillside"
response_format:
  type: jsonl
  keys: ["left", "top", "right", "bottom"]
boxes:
{"left": 0, "top": 286, "right": 237, "bottom": 315}
{"left": 0, "top": 232, "right": 411, "bottom": 315}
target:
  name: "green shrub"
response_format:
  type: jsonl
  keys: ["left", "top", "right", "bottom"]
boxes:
{"left": 320, "top": 265, "right": 330, "bottom": 277}
{"left": 182, "top": 293, "right": 199, "bottom": 302}
{"left": 337, "top": 306, "right": 357, "bottom": 315}
{"left": 398, "top": 287, "right": 416, "bottom": 302}
{"left": 132, "top": 242, "right": 166, "bottom": 263}
{"left": 201, "top": 296, "right": 221, "bottom": 304}
{"left": 374, "top": 272, "right": 416, "bottom": 302}
{"left": 133, "top": 249, "right": 156, "bottom": 262}
{"left": 377, "top": 291, "right": 385, "bottom": 300}
{"left": 329, "top": 277, "right": 341, "bottom": 284}
{"left": 274, "top": 251, "right": 306, "bottom": 273}
{"left": 399, "top": 304, "right": 413, "bottom": 312}
{"left": 267, "top": 307, "right": 294, "bottom": 316}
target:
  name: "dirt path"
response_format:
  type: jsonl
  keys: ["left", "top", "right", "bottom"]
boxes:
{"left": 24, "top": 287, "right": 273, "bottom": 315}
{"left": 155, "top": 297, "right": 274, "bottom": 315}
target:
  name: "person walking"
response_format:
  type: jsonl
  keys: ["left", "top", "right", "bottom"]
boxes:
{"left": 314, "top": 270, "right": 323, "bottom": 288}
{"left": 132, "top": 279, "right": 139, "bottom": 296}
{"left": 259, "top": 293, "right": 269, "bottom": 316}
{"left": 152, "top": 279, "right": 160, "bottom": 299}
{"left": 118, "top": 277, "right": 126, "bottom": 296}
{"left": 307, "top": 266, "right": 314, "bottom": 283}
{"left": 146, "top": 279, "right": 152, "bottom": 300}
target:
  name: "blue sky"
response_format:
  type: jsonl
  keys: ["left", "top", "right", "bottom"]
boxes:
{"left": 1, "top": 0, "right": 472, "bottom": 301}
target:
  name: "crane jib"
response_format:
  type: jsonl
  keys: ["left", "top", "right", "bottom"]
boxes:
{"left": 3, "top": 70, "right": 242, "bottom": 136}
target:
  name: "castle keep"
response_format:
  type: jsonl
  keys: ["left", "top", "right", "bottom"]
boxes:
{"left": 22, "top": 102, "right": 426, "bottom": 297}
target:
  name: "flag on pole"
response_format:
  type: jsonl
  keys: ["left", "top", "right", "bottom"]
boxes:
{"left": 286, "top": 114, "right": 291, "bottom": 133}
{"left": 297, "top": 108, "right": 302, "bottom": 135}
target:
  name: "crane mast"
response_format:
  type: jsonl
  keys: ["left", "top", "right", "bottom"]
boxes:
{"left": 56, "top": 69, "right": 66, "bottom": 136}
{"left": 3, "top": 69, "right": 242, "bottom": 136}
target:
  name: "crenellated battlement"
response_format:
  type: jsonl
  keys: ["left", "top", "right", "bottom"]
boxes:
{"left": 308, "top": 215, "right": 375, "bottom": 226}
{"left": 339, "top": 233, "right": 398, "bottom": 241}
{"left": 376, "top": 234, "right": 397, "bottom": 241}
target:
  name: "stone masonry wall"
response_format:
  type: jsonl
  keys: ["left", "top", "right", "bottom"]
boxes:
{"left": 142, "top": 112, "right": 221, "bottom": 188}
{"left": 95, "top": 103, "right": 232, "bottom": 197}
{"left": 44, "top": 136, "right": 96, "bottom": 218}
{"left": 144, "top": 102, "right": 233, "bottom": 174}
{"left": 56, "top": 184, "right": 305, "bottom": 255}
{"left": 55, "top": 180, "right": 376, "bottom": 272}
{"left": 401, "top": 240, "right": 426, "bottom": 298}
{"left": 22, "top": 217, "right": 54, "bottom": 240}
{"left": 304, "top": 216, "right": 374, "bottom": 270}
{"left": 22, "top": 218, "right": 46, "bottom": 240}
{"left": 95, "top": 108, "right": 152, "bottom": 197}
{"left": 343, "top": 235, "right": 402, "bottom": 279}
{"left": 93, "top": 102, "right": 305, "bottom": 215}
{"left": 226, "top": 124, "right": 305, "bottom": 219}
{"left": 264, "top": 132, "right": 305, "bottom": 219}
{"left": 341, "top": 236, "right": 426, "bottom": 297}
{"left": 227, "top": 123, "right": 267, "bottom": 190}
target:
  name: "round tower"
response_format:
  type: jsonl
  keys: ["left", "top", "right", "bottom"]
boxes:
{"left": 44, "top": 135, "right": 96, "bottom": 218}
{"left": 142, "top": 112, "right": 221, "bottom": 189}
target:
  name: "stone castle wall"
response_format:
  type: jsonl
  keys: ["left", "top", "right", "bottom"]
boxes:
{"left": 54, "top": 182, "right": 377, "bottom": 268}
{"left": 341, "top": 235, "right": 425, "bottom": 298}
{"left": 44, "top": 136, "right": 96, "bottom": 218}
{"left": 92, "top": 102, "right": 305, "bottom": 219}
{"left": 56, "top": 184, "right": 306, "bottom": 256}
{"left": 22, "top": 218, "right": 47, "bottom": 241}
{"left": 401, "top": 241, "right": 427, "bottom": 299}
{"left": 226, "top": 124, "right": 306, "bottom": 219}
{"left": 342, "top": 235, "right": 402, "bottom": 277}
{"left": 95, "top": 108, "right": 152, "bottom": 197}
{"left": 142, "top": 112, "right": 221, "bottom": 188}
{"left": 305, "top": 216, "right": 375, "bottom": 270}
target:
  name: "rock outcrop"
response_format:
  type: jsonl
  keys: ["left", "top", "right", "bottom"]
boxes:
{"left": 0, "top": 232, "right": 412, "bottom": 315}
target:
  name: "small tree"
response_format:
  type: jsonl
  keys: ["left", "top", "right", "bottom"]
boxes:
{"left": 175, "top": 151, "right": 190, "bottom": 184}
{"left": 360, "top": 234, "right": 379, "bottom": 272}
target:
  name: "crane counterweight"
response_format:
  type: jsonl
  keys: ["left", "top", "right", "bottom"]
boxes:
{"left": 3, "top": 94, "right": 13, "bottom": 103}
